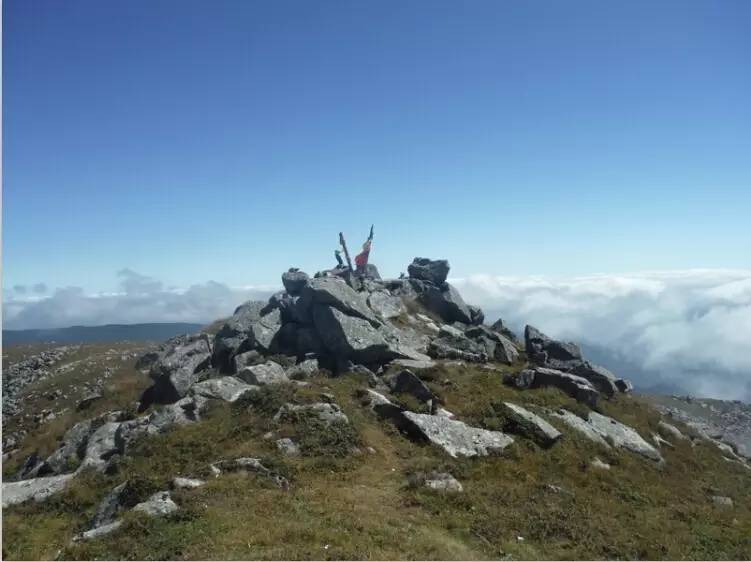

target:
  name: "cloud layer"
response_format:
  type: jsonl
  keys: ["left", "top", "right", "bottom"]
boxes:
{"left": 4, "top": 268, "right": 750, "bottom": 401}
{"left": 3, "top": 269, "right": 275, "bottom": 332}
{"left": 453, "top": 269, "right": 751, "bottom": 401}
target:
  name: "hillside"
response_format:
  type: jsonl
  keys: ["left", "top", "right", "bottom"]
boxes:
{"left": 2, "top": 323, "right": 204, "bottom": 346}
{"left": 2, "top": 258, "right": 750, "bottom": 561}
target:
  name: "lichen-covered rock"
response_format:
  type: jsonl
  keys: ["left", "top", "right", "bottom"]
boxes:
{"left": 189, "top": 376, "right": 257, "bottom": 402}
{"left": 78, "top": 422, "right": 121, "bottom": 472}
{"left": 143, "top": 334, "right": 212, "bottom": 405}
{"left": 588, "top": 412, "right": 663, "bottom": 463}
{"left": 2, "top": 474, "right": 74, "bottom": 507}
{"left": 528, "top": 367, "right": 600, "bottom": 408}
{"left": 401, "top": 412, "right": 514, "bottom": 458}
{"left": 238, "top": 361, "right": 289, "bottom": 385}
{"left": 550, "top": 409, "right": 611, "bottom": 449}
{"left": 412, "top": 471, "right": 463, "bottom": 493}
{"left": 368, "top": 290, "right": 405, "bottom": 320}
{"left": 212, "top": 301, "right": 281, "bottom": 372}
{"left": 303, "top": 277, "right": 381, "bottom": 327}
{"left": 132, "top": 491, "right": 178, "bottom": 517}
{"left": 500, "top": 402, "right": 562, "bottom": 447}
{"left": 41, "top": 419, "right": 95, "bottom": 475}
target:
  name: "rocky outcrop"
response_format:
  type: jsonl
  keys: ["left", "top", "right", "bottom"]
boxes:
{"left": 79, "top": 422, "right": 121, "bottom": 471}
{"left": 401, "top": 412, "right": 514, "bottom": 458}
{"left": 500, "top": 402, "right": 562, "bottom": 447}
{"left": 410, "top": 471, "right": 463, "bottom": 493}
{"left": 550, "top": 409, "right": 611, "bottom": 448}
{"left": 140, "top": 334, "right": 212, "bottom": 406}
{"left": 508, "top": 367, "right": 599, "bottom": 408}
{"left": 212, "top": 301, "right": 281, "bottom": 373}
{"left": 524, "top": 325, "right": 630, "bottom": 396}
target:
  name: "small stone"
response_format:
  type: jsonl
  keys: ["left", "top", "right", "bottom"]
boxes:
{"left": 172, "top": 477, "right": 206, "bottom": 489}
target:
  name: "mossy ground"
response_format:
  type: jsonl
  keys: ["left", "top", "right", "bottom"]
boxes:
{"left": 3, "top": 362, "right": 751, "bottom": 560}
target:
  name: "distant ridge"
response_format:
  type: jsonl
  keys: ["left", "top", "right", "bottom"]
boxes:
{"left": 2, "top": 323, "right": 204, "bottom": 345}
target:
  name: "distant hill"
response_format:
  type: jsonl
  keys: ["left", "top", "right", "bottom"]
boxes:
{"left": 2, "top": 323, "right": 204, "bottom": 345}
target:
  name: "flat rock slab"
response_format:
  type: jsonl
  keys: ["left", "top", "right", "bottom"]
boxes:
{"left": 2, "top": 473, "right": 74, "bottom": 508}
{"left": 550, "top": 409, "right": 611, "bottom": 449}
{"left": 190, "top": 376, "right": 258, "bottom": 402}
{"left": 501, "top": 402, "right": 562, "bottom": 447}
{"left": 588, "top": 412, "right": 664, "bottom": 463}
{"left": 402, "top": 412, "right": 514, "bottom": 458}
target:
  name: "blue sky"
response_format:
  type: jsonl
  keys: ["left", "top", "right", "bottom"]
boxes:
{"left": 4, "top": 0, "right": 750, "bottom": 294}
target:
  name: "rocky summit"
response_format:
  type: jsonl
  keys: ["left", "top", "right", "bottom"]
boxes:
{"left": 2, "top": 257, "right": 750, "bottom": 561}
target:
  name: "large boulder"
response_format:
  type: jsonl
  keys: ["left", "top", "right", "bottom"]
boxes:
{"left": 401, "top": 412, "right": 514, "bottom": 458}
{"left": 500, "top": 402, "right": 562, "bottom": 447}
{"left": 387, "top": 370, "right": 438, "bottom": 404}
{"left": 312, "top": 305, "right": 404, "bottom": 365}
{"left": 303, "top": 277, "right": 381, "bottom": 327}
{"left": 419, "top": 283, "right": 472, "bottom": 325}
{"left": 464, "top": 325, "right": 519, "bottom": 364}
{"left": 78, "top": 422, "right": 121, "bottom": 472}
{"left": 2, "top": 473, "right": 74, "bottom": 508}
{"left": 281, "top": 269, "right": 310, "bottom": 296}
{"left": 40, "top": 419, "right": 95, "bottom": 475}
{"left": 408, "top": 258, "right": 450, "bottom": 285}
{"left": 525, "top": 325, "right": 582, "bottom": 365}
{"left": 367, "top": 290, "right": 405, "bottom": 320}
{"left": 571, "top": 361, "right": 619, "bottom": 397}
{"left": 550, "top": 409, "right": 611, "bottom": 448}
{"left": 143, "top": 334, "right": 212, "bottom": 405}
{"left": 212, "top": 301, "right": 281, "bottom": 373}
{"left": 427, "top": 325, "right": 488, "bottom": 363}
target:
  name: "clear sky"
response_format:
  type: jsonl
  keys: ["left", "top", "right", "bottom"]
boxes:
{"left": 3, "top": 0, "right": 750, "bottom": 294}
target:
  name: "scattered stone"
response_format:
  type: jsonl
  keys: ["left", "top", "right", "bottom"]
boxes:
{"left": 172, "top": 477, "right": 206, "bottom": 489}
{"left": 238, "top": 361, "right": 289, "bottom": 385}
{"left": 73, "top": 521, "right": 123, "bottom": 542}
{"left": 276, "top": 438, "right": 301, "bottom": 457}
{"left": 410, "top": 471, "right": 463, "bottom": 493}
{"left": 401, "top": 412, "right": 514, "bottom": 458}
{"left": 303, "top": 277, "right": 381, "bottom": 327}
{"left": 500, "top": 402, "right": 562, "bottom": 447}
{"left": 591, "top": 457, "right": 611, "bottom": 470}
{"left": 711, "top": 495, "right": 733, "bottom": 508}
{"left": 132, "top": 491, "right": 179, "bottom": 517}
{"left": 141, "top": 334, "right": 212, "bottom": 405}
{"left": 213, "top": 457, "right": 289, "bottom": 489}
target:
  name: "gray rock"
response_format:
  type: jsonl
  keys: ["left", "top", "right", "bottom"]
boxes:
{"left": 274, "top": 402, "right": 349, "bottom": 426}
{"left": 652, "top": 432, "right": 674, "bottom": 449}
{"left": 212, "top": 301, "right": 281, "bottom": 372}
{"left": 401, "top": 412, "right": 514, "bottom": 458}
{"left": 468, "top": 305, "right": 484, "bottom": 326}
{"left": 571, "top": 361, "right": 619, "bottom": 397}
{"left": 132, "top": 491, "right": 178, "bottom": 517}
{"left": 464, "top": 325, "right": 519, "bottom": 364}
{"left": 504, "top": 369, "right": 537, "bottom": 390}
{"left": 303, "top": 277, "right": 381, "bottom": 327}
{"left": 490, "top": 318, "right": 518, "bottom": 343}
{"left": 658, "top": 420, "right": 687, "bottom": 441}
{"left": 711, "top": 495, "right": 733, "bottom": 508}
{"left": 523, "top": 367, "right": 600, "bottom": 407}
{"left": 407, "top": 258, "right": 450, "bottom": 285}
{"left": 368, "top": 290, "right": 405, "bottom": 320}
{"left": 42, "top": 420, "right": 95, "bottom": 475}
{"left": 312, "top": 305, "right": 404, "bottom": 365}
{"left": 420, "top": 283, "right": 472, "bottom": 325}
{"left": 387, "top": 370, "right": 437, "bottom": 403}
{"left": 213, "top": 457, "right": 289, "bottom": 489}
{"left": 392, "top": 358, "right": 437, "bottom": 370}
{"left": 550, "top": 409, "right": 611, "bottom": 449}
{"left": 588, "top": 412, "right": 663, "bottom": 462}
{"left": 2, "top": 473, "right": 74, "bottom": 508}
{"left": 189, "top": 376, "right": 257, "bottom": 402}
{"left": 282, "top": 269, "right": 310, "bottom": 296}
{"left": 417, "top": 472, "right": 463, "bottom": 493}
{"left": 275, "top": 438, "right": 300, "bottom": 457}
{"left": 79, "top": 422, "right": 121, "bottom": 472}
{"left": 286, "top": 358, "right": 319, "bottom": 380}
{"left": 232, "top": 350, "right": 263, "bottom": 371}
{"left": 525, "top": 325, "right": 582, "bottom": 363}
{"left": 172, "top": 477, "right": 206, "bottom": 489}
{"left": 145, "top": 333, "right": 212, "bottom": 404}
{"left": 238, "top": 361, "right": 289, "bottom": 385}
{"left": 615, "top": 378, "right": 634, "bottom": 393}
{"left": 73, "top": 521, "right": 123, "bottom": 542}
{"left": 116, "top": 396, "right": 208, "bottom": 452}
{"left": 90, "top": 481, "right": 128, "bottom": 529}
{"left": 500, "top": 402, "right": 562, "bottom": 447}
{"left": 76, "top": 392, "right": 102, "bottom": 411}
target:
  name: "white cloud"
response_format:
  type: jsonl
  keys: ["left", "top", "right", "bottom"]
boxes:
{"left": 453, "top": 269, "right": 751, "bottom": 401}
{"left": 3, "top": 270, "right": 276, "bottom": 331}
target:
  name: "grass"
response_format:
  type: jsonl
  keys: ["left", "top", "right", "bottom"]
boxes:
{"left": 3, "top": 362, "right": 751, "bottom": 560}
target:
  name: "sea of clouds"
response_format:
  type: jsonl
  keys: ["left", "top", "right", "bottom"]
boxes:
{"left": 4, "top": 268, "right": 750, "bottom": 401}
